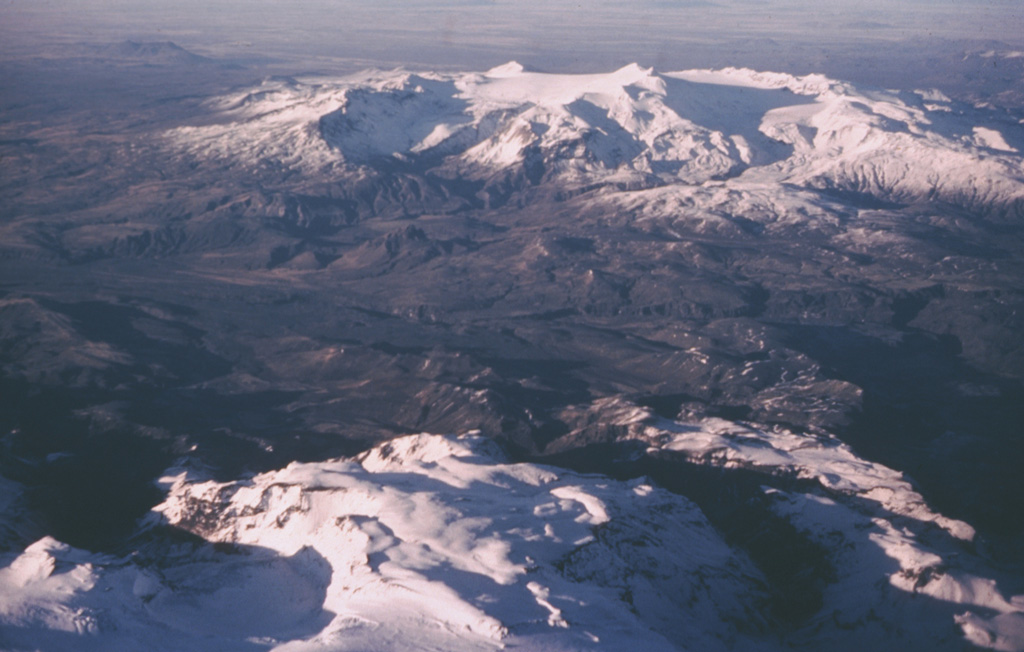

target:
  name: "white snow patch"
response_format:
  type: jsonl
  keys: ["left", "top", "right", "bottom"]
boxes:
{"left": 974, "top": 126, "right": 1018, "bottom": 152}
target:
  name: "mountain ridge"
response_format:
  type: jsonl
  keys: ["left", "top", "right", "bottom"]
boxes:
{"left": 166, "top": 63, "right": 1024, "bottom": 219}
{"left": 2, "top": 427, "right": 1021, "bottom": 650}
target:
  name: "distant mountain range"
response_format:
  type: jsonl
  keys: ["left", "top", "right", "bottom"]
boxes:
{"left": 167, "top": 62, "right": 1024, "bottom": 218}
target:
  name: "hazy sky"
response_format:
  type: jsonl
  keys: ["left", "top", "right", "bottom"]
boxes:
{"left": 2, "top": 0, "right": 1023, "bottom": 72}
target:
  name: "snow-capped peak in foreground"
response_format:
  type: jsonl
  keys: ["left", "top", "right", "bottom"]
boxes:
{"left": 2, "top": 423, "right": 1022, "bottom": 651}
{"left": 166, "top": 63, "right": 1024, "bottom": 219}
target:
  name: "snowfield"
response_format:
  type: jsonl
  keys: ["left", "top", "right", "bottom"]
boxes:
{"left": 1, "top": 433, "right": 765, "bottom": 652}
{"left": 2, "top": 425, "right": 1022, "bottom": 651}
{"left": 167, "top": 63, "right": 1024, "bottom": 219}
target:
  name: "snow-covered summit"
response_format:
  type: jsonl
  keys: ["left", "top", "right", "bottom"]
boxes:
{"left": 0, "top": 432, "right": 770, "bottom": 651}
{"left": 167, "top": 63, "right": 1024, "bottom": 217}
{"left": 3, "top": 425, "right": 1022, "bottom": 651}
{"left": 484, "top": 61, "right": 527, "bottom": 78}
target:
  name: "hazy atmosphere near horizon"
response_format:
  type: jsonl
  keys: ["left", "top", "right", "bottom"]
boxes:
{"left": 2, "top": 1, "right": 1024, "bottom": 651}
{"left": 4, "top": 0, "right": 1024, "bottom": 75}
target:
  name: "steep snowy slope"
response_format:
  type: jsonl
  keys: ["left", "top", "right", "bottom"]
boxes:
{"left": 166, "top": 63, "right": 1024, "bottom": 217}
{"left": 563, "top": 402, "right": 1024, "bottom": 651}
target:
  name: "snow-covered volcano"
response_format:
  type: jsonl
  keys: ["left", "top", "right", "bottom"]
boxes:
{"left": 2, "top": 421, "right": 1022, "bottom": 651}
{"left": 168, "top": 62, "right": 1024, "bottom": 217}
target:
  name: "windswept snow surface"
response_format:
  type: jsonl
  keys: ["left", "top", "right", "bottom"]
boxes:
{"left": 166, "top": 63, "right": 1024, "bottom": 218}
{"left": 2, "top": 428, "right": 1022, "bottom": 651}
{"left": 0, "top": 433, "right": 767, "bottom": 652}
